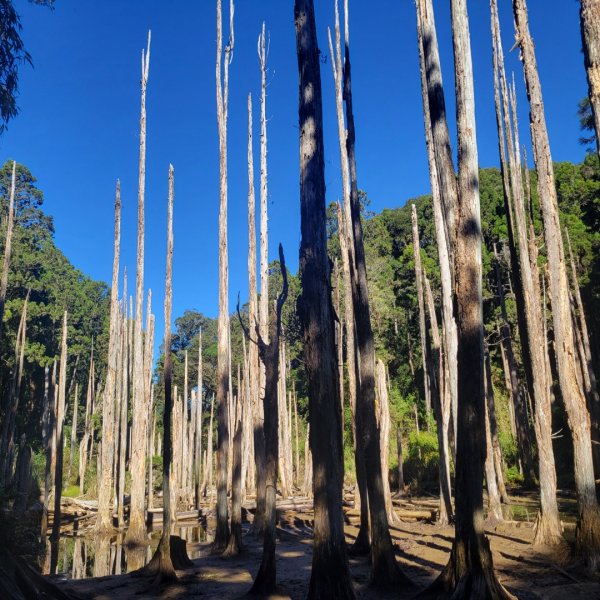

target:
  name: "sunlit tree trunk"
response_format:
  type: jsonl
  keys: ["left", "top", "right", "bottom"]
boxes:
{"left": 513, "top": 0, "right": 600, "bottom": 568}
{"left": 294, "top": 2, "right": 354, "bottom": 596}
{"left": 97, "top": 181, "right": 121, "bottom": 533}
{"left": 128, "top": 33, "right": 151, "bottom": 545}
{"left": 580, "top": 0, "right": 600, "bottom": 157}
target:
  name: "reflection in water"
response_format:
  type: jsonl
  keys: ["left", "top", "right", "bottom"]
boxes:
{"left": 52, "top": 524, "right": 208, "bottom": 580}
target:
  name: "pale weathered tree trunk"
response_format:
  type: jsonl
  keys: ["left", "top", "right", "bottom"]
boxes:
{"left": 50, "top": 311, "right": 68, "bottom": 575}
{"left": 513, "top": 0, "right": 600, "bottom": 568}
{"left": 431, "top": 2, "right": 510, "bottom": 596}
{"left": 341, "top": 0, "right": 410, "bottom": 588}
{"left": 128, "top": 32, "right": 151, "bottom": 545}
{"left": 145, "top": 164, "right": 177, "bottom": 582}
{"left": 97, "top": 180, "right": 121, "bottom": 533}
{"left": 491, "top": 0, "right": 563, "bottom": 545}
{"left": 214, "top": 0, "right": 234, "bottom": 552}
{"left": 411, "top": 204, "right": 432, "bottom": 423}
{"left": 0, "top": 161, "right": 16, "bottom": 343}
{"left": 580, "top": 0, "right": 600, "bottom": 156}
{"left": 247, "top": 246, "right": 288, "bottom": 593}
{"left": 375, "top": 359, "right": 400, "bottom": 528}
{"left": 424, "top": 273, "right": 453, "bottom": 523}
{"left": 294, "top": 2, "right": 354, "bottom": 596}
{"left": 195, "top": 328, "right": 203, "bottom": 507}
{"left": 68, "top": 382, "right": 79, "bottom": 483}
{"left": 117, "top": 287, "right": 129, "bottom": 528}
{"left": 565, "top": 228, "right": 600, "bottom": 479}
{"left": 415, "top": 0, "right": 459, "bottom": 442}
{"left": 327, "top": 8, "right": 367, "bottom": 552}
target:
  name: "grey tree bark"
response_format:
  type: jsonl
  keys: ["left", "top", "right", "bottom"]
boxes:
{"left": 580, "top": 0, "right": 600, "bottom": 157}
{"left": 513, "top": 0, "right": 600, "bottom": 569}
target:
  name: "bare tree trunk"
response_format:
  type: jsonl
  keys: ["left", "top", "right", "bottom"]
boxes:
{"left": 513, "top": 0, "right": 600, "bottom": 568}
{"left": 41, "top": 365, "right": 52, "bottom": 541}
{"left": 484, "top": 348, "right": 508, "bottom": 504}
{"left": 293, "top": 386, "right": 300, "bottom": 488}
{"left": 565, "top": 228, "right": 600, "bottom": 480}
{"left": 145, "top": 165, "right": 177, "bottom": 582}
{"left": 294, "top": 2, "right": 354, "bottom": 596}
{"left": 396, "top": 426, "right": 404, "bottom": 496}
{"left": 68, "top": 383, "right": 79, "bottom": 485}
{"left": 195, "top": 329, "right": 203, "bottom": 507}
{"left": 0, "top": 161, "right": 16, "bottom": 344}
{"left": 424, "top": 274, "right": 453, "bottom": 523}
{"left": 484, "top": 375, "right": 503, "bottom": 525}
{"left": 128, "top": 33, "right": 151, "bottom": 545}
{"left": 580, "top": 0, "right": 600, "bottom": 157}
{"left": 375, "top": 359, "right": 400, "bottom": 528}
{"left": 50, "top": 311, "right": 68, "bottom": 575}
{"left": 341, "top": 0, "right": 410, "bottom": 588}
{"left": 97, "top": 181, "right": 121, "bottom": 534}
{"left": 415, "top": 0, "right": 459, "bottom": 443}
{"left": 327, "top": 11, "right": 366, "bottom": 552}
{"left": 244, "top": 247, "right": 288, "bottom": 590}
{"left": 225, "top": 361, "right": 244, "bottom": 556}
{"left": 411, "top": 204, "right": 432, "bottom": 424}
{"left": 491, "top": 0, "right": 563, "bottom": 545}
{"left": 430, "top": 2, "right": 510, "bottom": 596}
{"left": 213, "top": 0, "right": 234, "bottom": 552}
{"left": 117, "top": 289, "right": 129, "bottom": 528}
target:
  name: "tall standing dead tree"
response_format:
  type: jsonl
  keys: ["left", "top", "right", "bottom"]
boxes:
{"left": 242, "top": 245, "right": 288, "bottom": 595}
{"left": 97, "top": 180, "right": 121, "bottom": 533}
{"left": 513, "top": 0, "right": 600, "bottom": 570}
{"left": 128, "top": 32, "right": 151, "bottom": 545}
{"left": 145, "top": 164, "right": 177, "bottom": 583}
{"left": 580, "top": 0, "right": 600, "bottom": 156}
{"left": 214, "top": 0, "right": 234, "bottom": 553}
{"left": 427, "top": 1, "right": 511, "bottom": 597}
{"left": 294, "top": 1, "right": 355, "bottom": 596}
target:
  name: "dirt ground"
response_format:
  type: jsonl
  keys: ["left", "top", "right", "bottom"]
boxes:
{"left": 61, "top": 499, "right": 600, "bottom": 600}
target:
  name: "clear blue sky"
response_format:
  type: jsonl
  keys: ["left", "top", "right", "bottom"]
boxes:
{"left": 2, "top": 0, "right": 590, "bottom": 351}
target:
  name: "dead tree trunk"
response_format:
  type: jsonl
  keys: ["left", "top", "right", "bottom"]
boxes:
{"left": 225, "top": 367, "right": 244, "bottom": 557}
{"left": 424, "top": 274, "right": 453, "bottom": 524}
{"left": 97, "top": 180, "right": 121, "bottom": 534}
{"left": 415, "top": 0, "right": 459, "bottom": 443}
{"left": 327, "top": 9, "right": 367, "bottom": 553}
{"left": 145, "top": 164, "right": 177, "bottom": 582}
{"left": 50, "top": 311, "right": 68, "bottom": 575}
{"left": 117, "top": 285, "right": 129, "bottom": 528}
{"left": 195, "top": 328, "right": 203, "bottom": 507}
{"left": 580, "top": 0, "right": 600, "bottom": 157}
{"left": 213, "top": 0, "right": 234, "bottom": 553}
{"left": 0, "top": 161, "right": 16, "bottom": 344}
{"left": 128, "top": 32, "right": 151, "bottom": 545}
{"left": 244, "top": 245, "right": 288, "bottom": 592}
{"left": 513, "top": 0, "right": 600, "bottom": 568}
{"left": 411, "top": 204, "right": 432, "bottom": 424}
{"left": 294, "top": 2, "right": 355, "bottom": 596}
{"left": 429, "top": 2, "right": 510, "bottom": 596}
{"left": 396, "top": 426, "right": 404, "bottom": 496}
{"left": 491, "top": 0, "right": 563, "bottom": 545}
{"left": 341, "top": 0, "right": 411, "bottom": 588}
{"left": 565, "top": 228, "right": 600, "bottom": 479}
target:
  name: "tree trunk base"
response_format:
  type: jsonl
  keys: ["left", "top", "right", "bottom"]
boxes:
{"left": 417, "top": 536, "right": 514, "bottom": 600}
{"left": 532, "top": 511, "right": 566, "bottom": 550}
{"left": 0, "top": 548, "right": 80, "bottom": 600}
{"left": 348, "top": 523, "right": 370, "bottom": 556}
{"left": 575, "top": 504, "right": 600, "bottom": 573}
{"left": 370, "top": 536, "right": 414, "bottom": 591}
{"left": 223, "top": 527, "right": 243, "bottom": 557}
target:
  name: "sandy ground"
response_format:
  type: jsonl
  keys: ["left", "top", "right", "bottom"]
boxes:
{"left": 59, "top": 501, "right": 600, "bottom": 600}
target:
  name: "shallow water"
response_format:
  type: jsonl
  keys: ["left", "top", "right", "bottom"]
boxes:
{"left": 48, "top": 524, "right": 210, "bottom": 580}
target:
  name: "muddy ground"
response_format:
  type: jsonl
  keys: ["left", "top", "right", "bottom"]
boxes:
{"left": 59, "top": 496, "right": 600, "bottom": 600}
